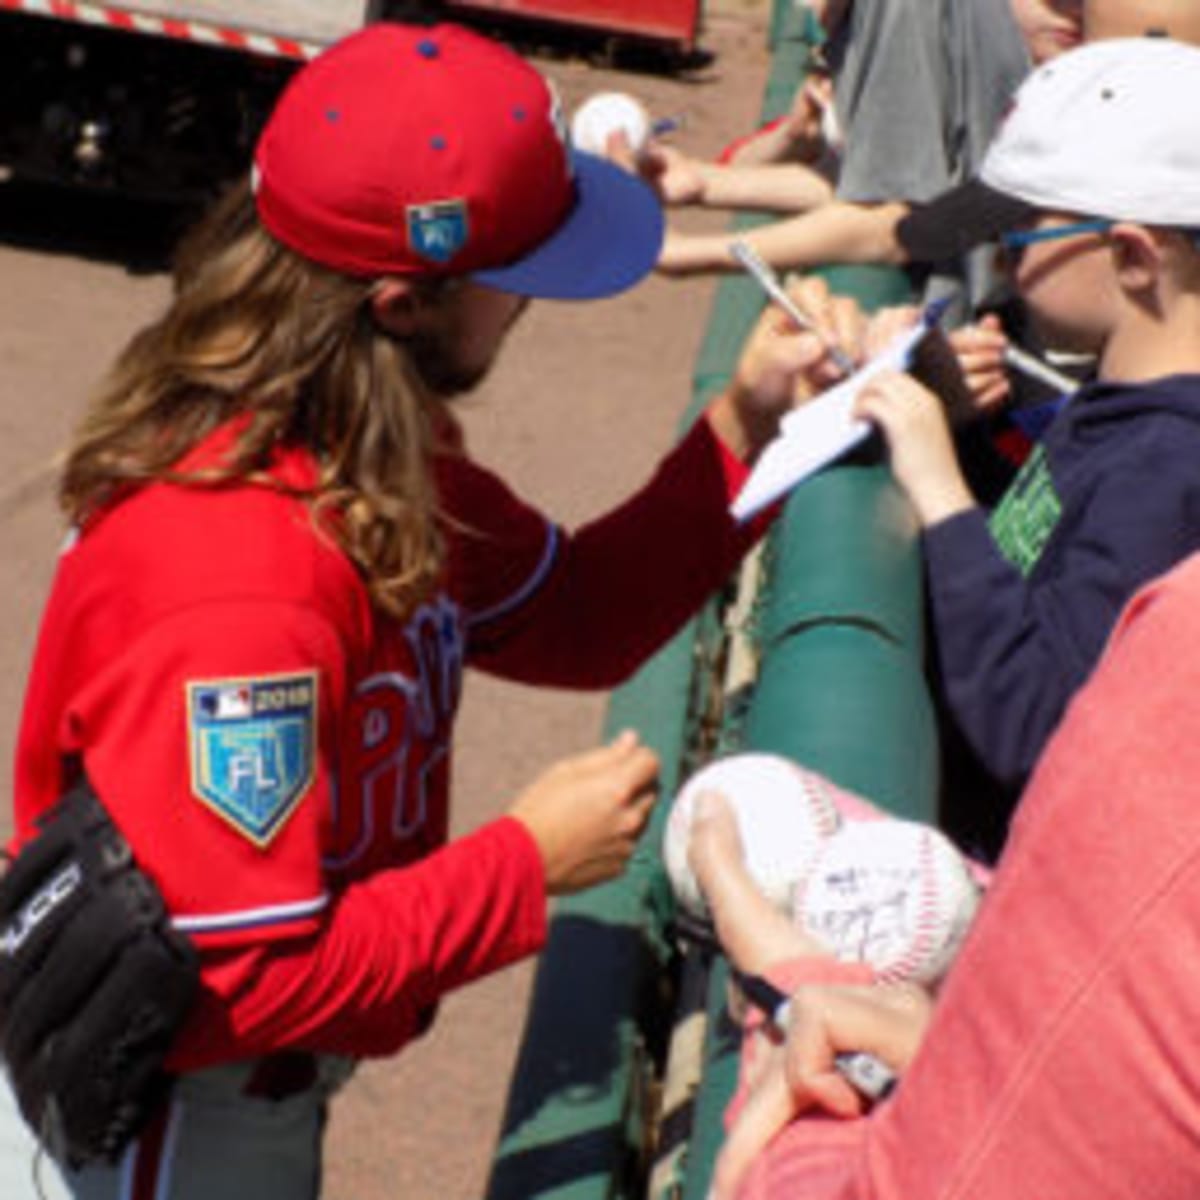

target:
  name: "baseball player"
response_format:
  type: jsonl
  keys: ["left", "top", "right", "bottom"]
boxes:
{"left": 0, "top": 21, "right": 854, "bottom": 1200}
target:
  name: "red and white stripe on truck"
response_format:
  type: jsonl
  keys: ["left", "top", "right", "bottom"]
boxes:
{"left": 0, "top": 0, "right": 323, "bottom": 61}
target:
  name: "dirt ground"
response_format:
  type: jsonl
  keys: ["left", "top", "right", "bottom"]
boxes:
{"left": 0, "top": 6, "right": 773, "bottom": 1196}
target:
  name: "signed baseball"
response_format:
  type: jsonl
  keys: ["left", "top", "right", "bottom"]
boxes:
{"left": 570, "top": 91, "right": 652, "bottom": 157}
{"left": 663, "top": 752, "right": 842, "bottom": 920}
{"left": 795, "top": 819, "right": 981, "bottom": 985}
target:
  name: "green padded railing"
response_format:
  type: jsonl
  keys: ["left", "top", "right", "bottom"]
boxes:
{"left": 486, "top": 4, "right": 937, "bottom": 1197}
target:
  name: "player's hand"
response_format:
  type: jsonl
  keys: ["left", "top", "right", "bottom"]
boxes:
{"left": 947, "top": 314, "right": 1011, "bottom": 415}
{"left": 709, "top": 275, "right": 861, "bottom": 460}
{"left": 853, "top": 370, "right": 976, "bottom": 527}
{"left": 509, "top": 731, "right": 659, "bottom": 896}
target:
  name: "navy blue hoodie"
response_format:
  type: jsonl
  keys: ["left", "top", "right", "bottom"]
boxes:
{"left": 926, "top": 374, "right": 1200, "bottom": 857}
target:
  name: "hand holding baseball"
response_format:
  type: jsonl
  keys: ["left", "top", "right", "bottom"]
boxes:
{"left": 635, "top": 142, "right": 709, "bottom": 206}
{"left": 509, "top": 731, "right": 658, "bottom": 895}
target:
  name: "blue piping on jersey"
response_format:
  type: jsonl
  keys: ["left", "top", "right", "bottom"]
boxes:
{"left": 172, "top": 893, "right": 329, "bottom": 934}
{"left": 465, "top": 520, "right": 560, "bottom": 628}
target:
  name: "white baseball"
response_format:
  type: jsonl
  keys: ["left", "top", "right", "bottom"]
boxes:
{"left": 663, "top": 752, "right": 841, "bottom": 920}
{"left": 570, "top": 91, "right": 652, "bottom": 158}
{"left": 794, "top": 819, "right": 981, "bottom": 986}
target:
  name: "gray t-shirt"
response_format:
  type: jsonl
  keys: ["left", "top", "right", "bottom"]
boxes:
{"left": 831, "top": 0, "right": 1030, "bottom": 203}
{"left": 827, "top": 0, "right": 1031, "bottom": 314}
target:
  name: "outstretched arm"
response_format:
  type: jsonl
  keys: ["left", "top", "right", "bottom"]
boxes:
{"left": 657, "top": 200, "right": 911, "bottom": 277}
{"left": 615, "top": 137, "right": 835, "bottom": 213}
{"left": 466, "top": 277, "right": 865, "bottom": 687}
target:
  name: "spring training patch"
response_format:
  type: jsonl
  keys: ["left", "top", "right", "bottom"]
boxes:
{"left": 187, "top": 672, "right": 317, "bottom": 846}
{"left": 407, "top": 199, "right": 468, "bottom": 264}
{"left": 988, "top": 443, "right": 1063, "bottom": 578}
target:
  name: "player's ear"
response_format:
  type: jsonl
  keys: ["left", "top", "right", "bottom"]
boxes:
{"left": 369, "top": 277, "right": 430, "bottom": 336}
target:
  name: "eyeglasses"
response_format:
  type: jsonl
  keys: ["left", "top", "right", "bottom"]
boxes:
{"left": 999, "top": 219, "right": 1113, "bottom": 268}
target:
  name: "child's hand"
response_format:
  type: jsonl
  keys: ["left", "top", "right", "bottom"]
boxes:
{"left": 862, "top": 304, "right": 923, "bottom": 358}
{"left": 509, "top": 731, "right": 658, "bottom": 896}
{"left": 948, "top": 313, "right": 1011, "bottom": 415}
{"left": 781, "top": 74, "right": 835, "bottom": 162}
{"left": 864, "top": 306, "right": 1000, "bottom": 427}
{"left": 854, "top": 370, "right": 976, "bottom": 526}
{"left": 636, "top": 141, "right": 708, "bottom": 206}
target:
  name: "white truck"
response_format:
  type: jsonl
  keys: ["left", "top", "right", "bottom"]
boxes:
{"left": 0, "top": 1, "right": 699, "bottom": 203}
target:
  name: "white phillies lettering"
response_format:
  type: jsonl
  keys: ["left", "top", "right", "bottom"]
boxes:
{"left": 2, "top": 861, "right": 83, "bottom": 956}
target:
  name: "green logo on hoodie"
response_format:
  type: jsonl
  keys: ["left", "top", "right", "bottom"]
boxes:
{"left": 988, "top": 444, "right": 1062, "bottom": 576}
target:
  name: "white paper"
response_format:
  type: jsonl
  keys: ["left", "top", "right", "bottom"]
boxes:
{"left": 731, "top": 321, "right": 931, "bottom": 522}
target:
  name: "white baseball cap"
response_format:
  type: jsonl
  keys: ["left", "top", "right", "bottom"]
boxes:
{"left": 897, "top": 38, "right": 1200, "bottom": 262}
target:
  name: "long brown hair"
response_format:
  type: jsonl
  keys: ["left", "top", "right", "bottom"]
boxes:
{"left": 60, "top": 179, "right": 446, "bottom": 620}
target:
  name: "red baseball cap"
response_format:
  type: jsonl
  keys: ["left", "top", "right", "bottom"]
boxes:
{"left": 253, "top": 21, "right": 664, "bottom": 299}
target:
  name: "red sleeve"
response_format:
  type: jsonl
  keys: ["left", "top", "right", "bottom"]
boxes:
{"left": 717, "top": 115, "right": 788, "bottom": 164}
{"left": 171, "top": 816, "right": 546, "bottom": 1067}
{"left": 457, "top": 415, "right": 770, "bottom": 688}
{"left": 60, "top": 600, "right": 349, "bottom": 946}
{"left": 49, "top": 598, "right": 546, "bottom": 1065}
{"left": 48, "top": 600, "right": 548, "bottom": 1064}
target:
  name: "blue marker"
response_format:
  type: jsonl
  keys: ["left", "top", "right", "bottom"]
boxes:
{"left": 651, "top": 114, "right": 685, "bottom": 137}
{"left": 736, "top": 971, "right": 898, "bottom": 1103}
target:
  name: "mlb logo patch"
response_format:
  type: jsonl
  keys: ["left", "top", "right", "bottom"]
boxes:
{"left": 187, "top": 672, "right": 318, "bottom": 846}
{"left": 407, "top": 199, "right": 469, "bottom": 264}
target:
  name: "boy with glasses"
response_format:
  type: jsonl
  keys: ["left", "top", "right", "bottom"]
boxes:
{"left": 852, "top": 38, "right": 1200, "bottom": 860}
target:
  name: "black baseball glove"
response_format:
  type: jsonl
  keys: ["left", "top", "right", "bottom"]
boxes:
{"left": 0, "top": 777, "right": 199, "bottom": 1167}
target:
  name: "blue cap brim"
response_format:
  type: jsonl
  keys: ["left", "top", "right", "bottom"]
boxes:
{"left": 472, "top": 151, "right": 664, "bottom": 300}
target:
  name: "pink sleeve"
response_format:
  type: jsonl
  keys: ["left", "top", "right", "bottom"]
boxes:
{"left": 726, "top": 562, "right": 1200, "bottom": 1200}
{"left": 841, "top": 559, "right": 1200, "bottom": 1200}
{"left": 61, "top": 601, "right": 350, "bottom": 945}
